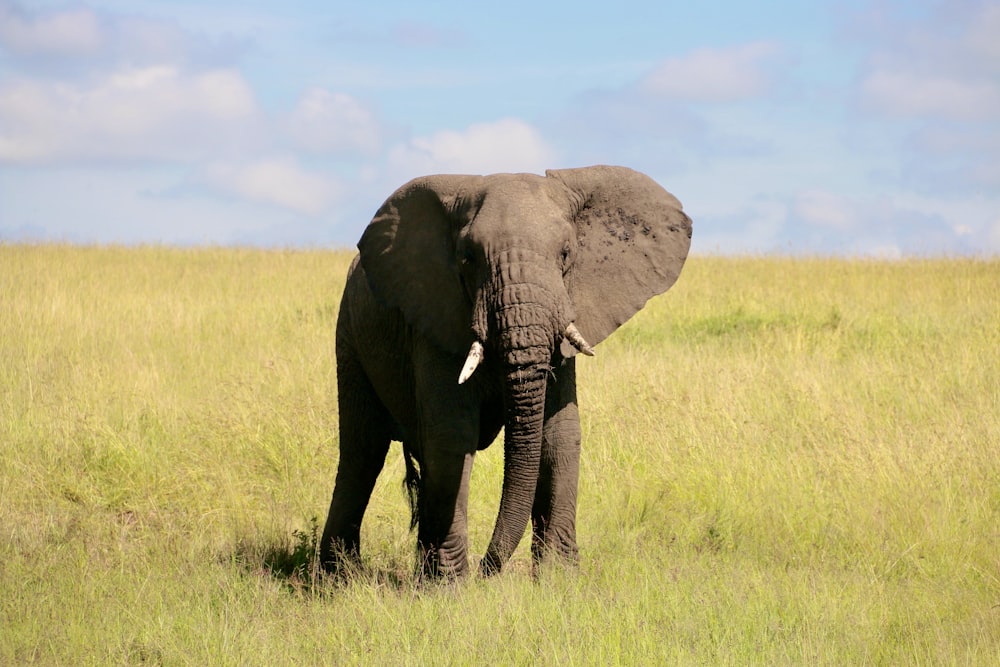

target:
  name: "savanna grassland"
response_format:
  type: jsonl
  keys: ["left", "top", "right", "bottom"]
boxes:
{"left": 2, "top": 245, "right": 998, "bottom": 665}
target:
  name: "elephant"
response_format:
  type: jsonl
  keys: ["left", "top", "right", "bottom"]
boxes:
{"left": 319, "top": 164, "right": 691, "bottom": 579}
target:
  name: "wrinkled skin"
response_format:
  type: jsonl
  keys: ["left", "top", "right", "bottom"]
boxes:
{"left": 320, "top": 165, "right": 692, "bottom": 579}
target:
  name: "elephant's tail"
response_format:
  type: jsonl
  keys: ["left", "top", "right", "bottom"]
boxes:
{"left": 402, "top": 445, "right": 420, "bottom": 531}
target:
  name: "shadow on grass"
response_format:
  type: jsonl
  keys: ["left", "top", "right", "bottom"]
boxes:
{"left": 229, "top": 517, "right": 412, "bottom": 595}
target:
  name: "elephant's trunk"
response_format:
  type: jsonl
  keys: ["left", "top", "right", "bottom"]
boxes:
{"left": 480, "top": 362, "right": 547, "bottom": 575}
{"left": 479, "top": 251, "right": 565, "bottom": 575}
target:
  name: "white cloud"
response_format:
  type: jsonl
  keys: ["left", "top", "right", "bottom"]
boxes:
{"left": 793, "top": 190, "right": 859, "bottom": 231}
{"left": 287, "top": 88, "right": 382, "bottom": 156}
{"left": 859, "top": 243, "right": 903, "bottom": 260}
{"left": 967, "top": 5, "right": 1000, "bottom": 65}
{"left": 688, "top": 197, "right": 790, "bottom": 254}
{"left": 391, "top": 21, "right": 468, "bottom": 49}
{"left": 855, "top": 2, "right": 1000, "bottom": 122}
{"left": 200, "top": 156, "right": 340, "bottom": 215}
{"left": 0, "top": 4, "right": 102, "bottom": 56}
{"left": 861, "top": 70, "right": 1000, "bottom": 121}
{"left": 845, "top": 1, "right": 1000, "bottom": 206}
{"left": 0, "top": 3, "right": 246, "bottom": 68}
{"left": 0, "top": 66, "right": 260, "bottom": 163}
{"left": 908, "top": 197, "right": 1000, "bottom": 254}
{"left": 640, "top": 42, "right": 784, "bottom": 102}
{"left": 987, "top": 217, "right": 1000, "bottom": 252}
{"left": 387, "top": 118, "right": 557, "bottom": 177}
{"left": 784, "top": 190, "right": 991, "bottom": 255}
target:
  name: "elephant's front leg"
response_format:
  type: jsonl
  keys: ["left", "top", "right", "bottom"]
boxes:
{"left": 412, "top": 338, "right": 480, "bottom": 579}
{"left": 532, "top": 357, "right": 581, "bottom": 567}
{"left": 416, "top": 448, "right": 475, "bottom": 579}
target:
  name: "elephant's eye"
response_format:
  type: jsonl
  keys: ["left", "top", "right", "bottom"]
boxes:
{"left": 560, "top": 243, "right": 572, "bottom": 269}
{"left": 461, "top": 248, "right": 475, "bottom": 267}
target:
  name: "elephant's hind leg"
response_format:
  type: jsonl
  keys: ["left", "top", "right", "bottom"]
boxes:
{"left": 319, "top": 358, "right": 393, "bottom": 574}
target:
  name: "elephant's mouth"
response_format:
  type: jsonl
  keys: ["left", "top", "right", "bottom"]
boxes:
{"left": 456, "top": 322, "right": 593, "bottom": 385}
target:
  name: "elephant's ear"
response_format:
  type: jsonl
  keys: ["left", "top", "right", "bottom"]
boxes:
{"left": 357, "top": 175, "right": 481, "bottom": 356}
{"left": 547, "top": 165, "right": 692, "bottom": 347}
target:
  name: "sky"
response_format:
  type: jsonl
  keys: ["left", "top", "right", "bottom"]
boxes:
{"left": 1, "top": 0, "right": 998, "bottom": 256}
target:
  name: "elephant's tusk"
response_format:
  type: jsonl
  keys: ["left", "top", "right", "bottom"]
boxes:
{"left": 458, "top": 341, "right": 485, "bottom": 384}
{"left": 564, "top": 323, "right": 595, "bottom": 356}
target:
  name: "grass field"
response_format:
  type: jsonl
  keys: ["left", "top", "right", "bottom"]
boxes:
{"left": 2, "top": 245, "right": 998, "bottom": 665}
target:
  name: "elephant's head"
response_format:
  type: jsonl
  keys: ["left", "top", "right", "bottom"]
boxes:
{"left": 358, "top": 165, "right": 692, "bottom": 574}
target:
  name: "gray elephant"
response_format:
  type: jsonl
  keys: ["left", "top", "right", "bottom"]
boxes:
{"left": 320, "top": 165, "right": 691, "bottom": 579}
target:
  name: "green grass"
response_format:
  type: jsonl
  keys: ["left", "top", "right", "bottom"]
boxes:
{"left": 2, "top": 245, "right": 998, "bottom": 664}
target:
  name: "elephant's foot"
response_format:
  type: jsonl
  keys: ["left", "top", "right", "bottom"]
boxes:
{"left": 530, "top": 524, "right": 579, "bottom": 569}
{"left": 479, "top": 550, "right": 504, "bottom": 577}
{"left": 417, "top": 541, "right": 469, "bottom": 581}
{"left": 530, "top": 543, "right": 579, "bottom": 580}
{"left": 319, "top": 535, "right": 364, "bottom": 580}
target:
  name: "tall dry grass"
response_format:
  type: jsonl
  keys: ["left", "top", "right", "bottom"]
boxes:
{"left": 2, "top": 246, "right": 997, "bottom": 664}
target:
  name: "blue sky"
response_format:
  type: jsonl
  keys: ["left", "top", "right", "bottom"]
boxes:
{"left": 1, "top": 0, "right": 998, "bottom": 255}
